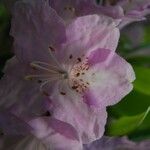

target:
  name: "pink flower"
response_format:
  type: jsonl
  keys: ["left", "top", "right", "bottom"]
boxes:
{"left": 117, "top": 0, "right": 150, "bottom": 28}
{"left": 5, "top": 0, "right": 150, "bottom": 28}
{"left": 49, "top": 0, "right": 124, "bottom": 23}
{"left": 84, "top": 136, "right": 150, "bottom": 150}
{"left": 49, "top": 0, "right": 150, "bottom": 28}
{"left": 0, "top": 0, "right": 135, "bottom": 149}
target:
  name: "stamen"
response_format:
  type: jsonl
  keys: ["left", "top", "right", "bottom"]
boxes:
{"left": 48, "top": 47, "right": 63, "bottom": 69}
{"left": 25, "top": 47, "right": 69, "bottom": 93}
{"left": 24, "top": 74, "right": 55, "bottom": 81}
{"left": 31, "top": 61, "right": 59, "bottom": 71}
{"left": 39, "top": 77, "right": 62, "bottom": 92}
{"left": 30, "top": 63, "right": 58, "bottom": 74}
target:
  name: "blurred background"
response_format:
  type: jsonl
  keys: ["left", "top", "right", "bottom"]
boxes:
{"left": 0, "top": 1, "right": 150, "bottom": 142}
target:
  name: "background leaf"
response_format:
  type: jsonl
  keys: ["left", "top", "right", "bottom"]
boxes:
{"left": 134, "top": 66, "right": 150, "bottom": 96}
{"left": 106, "top": 107, "right": 150, "bottom": 136}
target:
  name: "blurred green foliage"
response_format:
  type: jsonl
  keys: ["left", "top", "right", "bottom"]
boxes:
{"left": 134, "top": 66, "right": 150, "bottom": 96}
{"left": 0, "top": 2, "right": 13, "bottom": 77}
{"left": 0, "top": 1, "right": 150, "bottom": 142}
{"left": 107, "top": 107, "right": 150, "bottom": 136}
{"left": 107, "top": 22, "right": 150, "bottom": 140}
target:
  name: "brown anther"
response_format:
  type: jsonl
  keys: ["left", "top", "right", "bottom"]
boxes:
{"left": 69, "top": 54, "right": 73, "bottom": 59}
{"left": 76, "top": 73, "right": 80, "bottom": 77}
{"left": 77, "top": 57, "right": 82, "bottom": 62}
{"left": 60, "top": 92, "right": 66, "bottom": 95}
{"left": 38, "top": 80, "right": 42, "bottom": 83}
{"left": 42, "top": 111, "right": 51, "bottom": 117}
{"left": 86, "top": 67, "right": 89, "bottom": 70}
{"left": 72, "top": 86, "right": 78, "bottom": 89}
{"left": 43, "top": 91, "right": 49, "bottom": 96}
{"left": 49, "top": 46, "right": 55, "bottom": 51}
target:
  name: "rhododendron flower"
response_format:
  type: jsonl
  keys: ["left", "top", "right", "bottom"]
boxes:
{"left": 1, "top": 134, "right": 150, "bottom": 150}
{"left": 0, "top": 105, "right": 83, "bottom": 149}
{"left": 4, "top": 0, "right": 150, "bottom": 28}
{"left": 0, "top": 0, "right": 135, "bottom": 149}
{"left": 84, "top": 136, "right": 150, "bottom": 150}
{"left": 117, "top": 0, "right": 150, "bottom": 28}
{"left": 49, "top": 0, "right": 150, "bottom": 28}
{"left": 49, "top": 0, "right": 123, "bottom": 24}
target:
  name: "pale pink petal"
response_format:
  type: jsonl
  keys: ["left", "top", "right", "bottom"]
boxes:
{"left": 29, "top": 117, "right": 83, "bottom": 150}
{"left": 56, "top": 14, "right": 120, "bottom": 66}
{"left": 66, "top": 14, "right": 119, "bottom": 52}
{"left": 11, "top": 0, "right": 66, "bottom": 63}
{"left": 118, "top": 0, "right": 150, "bottom": 28}
{"left": 0, "top": 57, "right": 45, "bottom": 118}
{"left": 49, "top": 0, "right": 124, "bottom": 21}
{"left": 53, "top": 104, "right": 107, "bottom": 144}
{"left": 83, "top": 48, "right": 135, "bottom": 108}
{"left": 49, "top": 0, "right": 96, "bottom": 20}
{"left": 43, "top": 81, "right": 107, "bottom": 144}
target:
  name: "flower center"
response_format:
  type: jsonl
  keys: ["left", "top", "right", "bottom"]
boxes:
{"left": 69, "top": 58, "right": 90, "bottom": 94}
{"left": 25, "top": 47, "right": 91, "bottom": 96}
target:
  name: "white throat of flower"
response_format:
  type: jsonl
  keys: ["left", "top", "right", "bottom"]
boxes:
{"left": 25, "top": 47, "right": 91, "bottom": 96}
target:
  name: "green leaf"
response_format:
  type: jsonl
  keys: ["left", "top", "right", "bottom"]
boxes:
{"left": 107, "top": 107, "right": 150, "bottom": 136}
{"left": 143, "top": 25, "right": 150, "bottom": 44}
{"left": 128, "top": 56, "right": 150, "bottom": 66}
{"left": 117, "top": 34, "right": 132, "bottom": 56}
{"left": 108, "top": 90, "right": 150, "bottom": 117}
{"left": 134, "top": 66, "right": 150, "bottom": 96}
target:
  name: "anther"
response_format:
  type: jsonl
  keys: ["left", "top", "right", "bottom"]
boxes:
{"left": 69, "top": 54, "right": 73, "bottom": 59}
{"left": 77, "top": 57, "right": 82, "bottom": 62}
{"left": 49, "top": 46, "right": 55, "bottom": 51}
{"left": 60, "top": 92, "right": 66, "bottom": 95}
{"left": 76, "top": 73, "right": 80, "bottom": 77}
{"left": 42, "top": 111, "right": 51, "bottom": 117}
{"left": 42, "top": 91, "right": 49, "bottom": 96}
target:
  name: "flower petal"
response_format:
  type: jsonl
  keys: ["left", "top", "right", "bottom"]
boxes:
{"left": 49, "top": 0, "right": 97, "bottom": 21}
{"left": 56, "top": 14, "right": 120, "bottom": 67}
{"left": 29, "top": 117, "right": 83, "bottom": 150}
{"left": 83, "top": 48, "right": 135, "bottom": 108}
{"left": 11, "top": 0, "right": 66, "bottom": 63}
{"left": 66, "top": 14, "right": 119, "bottom": 52}
{"left": 84, "top": 136, "right": 136, "bottom": 150}
{"left": 118, "top": 0, "right": 150, "bottom": 28}
{"left": 44, "top": 81, "right": 107, "bottom": 144}
{"left": 0, "top": 57, "right": 45, "bottom": 118}
{"left": 0, "top": 110, "right": 31, "bottom": 136}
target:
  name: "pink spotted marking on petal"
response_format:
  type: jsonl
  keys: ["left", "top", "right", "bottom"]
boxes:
{"left": 69, "top": 58, "right": 90, "bottom": 93}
